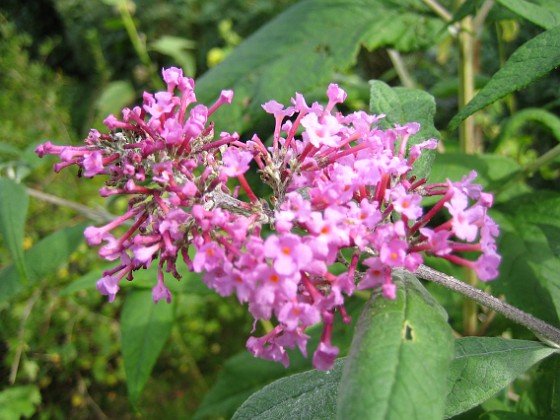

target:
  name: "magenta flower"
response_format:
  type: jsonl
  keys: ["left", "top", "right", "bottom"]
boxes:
{"left": 36, "top": 69, "right": 501, "bottom": 371}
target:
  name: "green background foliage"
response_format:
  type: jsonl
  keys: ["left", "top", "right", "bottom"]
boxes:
{"left": 1, "top": 0, "right": 560, "bottom": 418}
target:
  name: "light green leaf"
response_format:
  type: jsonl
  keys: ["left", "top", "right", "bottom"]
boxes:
{"left": 121, "top": 288, "right": 175, "bottom": 406}
{"left": 444, "top": 337, "right": 557, "bottom": 418}
{"left": 150, "top": 35, "right": 196, "bottom": 76}
{"left": 0, "top": 385, "right": 41, "bottom": 420}
{"left": 95, "top": 80, "right": 135, "bottom": 122}
{"left": 449, "top": 25, "right": 560, "bottom": 129}
{"left": 336, "top": 271, "right": 454, "bottom": 420}
{"left": 369, "top": 80, "right": 440, "bottom": 179}
{"left": 0, "top": 223, "right": 86, "bottom": 303}
{"left": 196, "top": 0, "right": 445, "bottom": 134}
{"left": 232, "top": 358, "right": 344, "bottom": 420}
{"left": 0, "top": 178, "right": 28, "bottom": 282}
{"left": 496, "top": 0, "right": 560, "bottom": 29}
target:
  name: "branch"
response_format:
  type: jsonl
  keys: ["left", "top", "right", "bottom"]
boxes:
{"left": 416, "top": 264, "right": 560, "bottom": 347}
{"left": 26, "top": 188, "right": 117, "bottom": 224}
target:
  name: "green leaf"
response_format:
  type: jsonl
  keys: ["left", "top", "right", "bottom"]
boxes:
{"left": 0, "top": 223, "right": 86, "bottom": 304}
{"left": 150, "top": 35, "right": 196, "bottom": 77}
{"left": 59, "top": 257, "right": 213, "bottom": 296}
{"left": 449, "top": 25, "right": 560, "bottom": 129}
{"left": 194, "top": 297, "right": 363, "bottom": 420}
{"left": 516, "top": 355, "right": 560, "bottom": 419}
{"left": 95, "top": 80, "right": 135, "bottom": 122}
{"left": 496, "top": 0, "right": 560, "bottom": 29}
{"left": 0, "top": 385, "right": 41, "bottom": 420}
{"left": 444, "top": 337, "right": 557, "bottom": 418}
{"left": 195, "top": 0, "right": 445, "bottom": 133}
{"left": 0, "top": 178, "right": 28, "bottom": 282}
{"left": 232, "top": 358, "right": 344, "bottom": 420}
{"left": 492, "top": 191, "right": 560, "bottom": 324}
{"left": 121, "top": 288, "right": 175, "bottom": 406}
{"left": 499, "top": 107, "right": 560, "bottom": 143}
{"left": 369, "top": 80, "right": 440, "bottom": 179}
{"left": 336, "top": 271, "right": 454, "bottom": 420}
{"left": 428, "top": 153, "right": 522, "bottom": 192}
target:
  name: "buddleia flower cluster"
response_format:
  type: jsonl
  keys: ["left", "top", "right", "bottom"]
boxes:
{"left": 36, "top": 67, "right": 500, "bottom": 370}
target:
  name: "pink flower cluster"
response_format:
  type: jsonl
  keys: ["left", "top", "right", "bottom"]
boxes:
{"left": 36, "top": 67, "right": 500, "bottom": 370}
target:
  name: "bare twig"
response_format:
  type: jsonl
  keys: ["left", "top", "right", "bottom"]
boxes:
{"left": 416, "top": 265, "right": 560, "bottom": 347}
{"left": 26, "top": 188, "right": 116, "bottom": 224}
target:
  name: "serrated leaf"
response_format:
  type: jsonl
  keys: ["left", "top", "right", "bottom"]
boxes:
{"left": 0, "top": 385, "right": 41, "bottom": 420}
{"left": 444, "top": 337, "right": 557, "bottom": 418}
{"left": 0, "top": 178, "right": 28, "bottom": 282}
{"left": 369, "top": 80, "right": 440, "bottom": 179}
{"left": 121, "top": 288, "right": 174, "bottom": 406}
{"left": 496, "top": 0, "right": 560, "bottom": 29}
{"left": 232, "top": 358, "right": 344, "bottom": 420}
{"left": 0, "top": 223, "right": 86, "bottom": 303}
{"left": 195, "top": 0, "right": 445, "bottom": 134}
{"left": 336, "top": 271, "right": 454, "bottom": 420}
{"left": 449, "top": 25, "right": 560, "bottom": 129}
{"left": 492, "top": 192, "right": 560, "bottom": 324}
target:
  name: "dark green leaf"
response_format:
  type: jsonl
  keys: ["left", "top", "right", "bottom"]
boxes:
{"left": 427, "top": 153, "right": 523, "bottom": 204}
{"left": 337, "top": 271, "right": 454, "bottom": 420}
{"left": 196, "top": 0, "right": 445, "bottom": 134}
{"left": 445, "top": 337, "right": 557, "bottom": 418}
{"left": 121, "top": 288, "right": 175, "bottom": 406}
{"left": 449, "top": 25, "right": 560, "bottom": 129}
{"left": 59, "top": 258, "right": 213, "bottom": 296}
{"left": 492, "top": 192, "right": 560, "bottom": 324}
{"left": 496, "top": 0, "right": 560, "bottom": 29}
{"left": 370, "top": 80, "right": 440, "bottom": 179}
{"left": 0, "top": 223, "right": 86, "bottom": 303}
{"left": 0, "top": 178, "right": 28, "bottom": 282}
{"left": 194, "top": 297, "right": 363, "bottom": 420}
{"left": 232, "top": 358, "right": 344, "bottom": 420}
{"left": 516, "top": 355, "right": 560, "bottom": 419}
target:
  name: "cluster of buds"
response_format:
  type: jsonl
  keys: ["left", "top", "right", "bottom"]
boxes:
{"left": 36, "top": 67, "right": 500, "bottom": 370}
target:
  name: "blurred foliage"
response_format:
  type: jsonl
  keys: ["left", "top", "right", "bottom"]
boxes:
{"left": 0, "top": 0, "right": 559, "bottom": 418}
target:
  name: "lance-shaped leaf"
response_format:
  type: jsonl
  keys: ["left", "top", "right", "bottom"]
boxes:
{"left": 0, "top": 223, "right": 86, "bottom": 304}
{"left": 0, "top": 178, "right": 28, "bottom": 283}
{"left": 194, "top": 298, "right": 363, "bottom": 420}
{"left": 232, "top": 358, "right": 344, "bottom": 419}
{"left": 121, "top": 289, "right": 175, "bottom": 407}
{"left": 449, "top": 25, "right": 560, "bottom": 129}
{"left": 336, "top": 270, "right": 454, "bottom": 420}
{"left": 444, "top": 337, "right": 557, "bottom": 418}
{"left": 496, "top": 0, "right": 560, "bottom": 30}
{"left": 195, "top": 0, "right": 445, "bottom": 134}
{"left": 370, "top": 80, "right": 440, "bottom": 179}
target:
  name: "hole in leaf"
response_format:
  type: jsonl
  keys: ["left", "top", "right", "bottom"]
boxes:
{"left": 403, "top": 322, "right": 414, "bottom": 341}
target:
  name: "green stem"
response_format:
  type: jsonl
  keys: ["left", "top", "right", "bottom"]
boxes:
{"left": 117, "top": 0, "right": 162, "bottom": 89}
{"left": 524, "top": 143, "right": 560, "bottom": 174}
{"left": 458, "top": 14, "right": 477, "bottom": 154}
{"left": 387, "top": 49, "right": 416, "bottom": 89}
